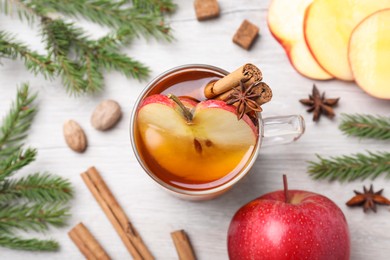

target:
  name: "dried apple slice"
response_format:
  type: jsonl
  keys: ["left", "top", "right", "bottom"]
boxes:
{"left": 349, "top": 9, "right": 390, "bottom": 99}
{"left": 304, "top": 0, "right": 390, "bottom": 81}
{"left": 268, "top": 0, "right": 333, "bottom": 80}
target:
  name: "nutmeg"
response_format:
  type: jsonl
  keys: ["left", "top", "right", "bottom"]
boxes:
{"left": 63, "top": 120, "right": 87, "bottom": 153}
{"left": 91, "top": 100, "right": 122, "bottom": 131}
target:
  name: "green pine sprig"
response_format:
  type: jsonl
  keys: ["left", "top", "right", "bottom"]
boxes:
{"left": 0, "top": 84, "right": 74, "bottom": 251}
{"left": 0, "top": 172, "right": 73, "bottom": 203}
{"left": 0, "top": 203, "right": 70, "bottom": 232}
{"left": 308, "top": 151, "right": 390, "bottom": 182}
{"left": 0, "top": 31, "right": 56, "bottom": 78}
{"left": 0, "top": 235, "right": 59, "bottom": 251}
{"left": 339, "top": 113, "right": 390, "bottom": 140}
{"left": 0, "top": 0, "right": 175, "bottom": 95}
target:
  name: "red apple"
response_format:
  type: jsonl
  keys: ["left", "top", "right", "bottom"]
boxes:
{"left": 136, "top": 94, "right": 258, "bottom": 182}
{"left": 228, "top": 176, "right": 350, "bottom": 260}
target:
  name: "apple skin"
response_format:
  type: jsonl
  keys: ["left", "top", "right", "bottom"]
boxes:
{"left": 228, "top": 190, "right": 350, "bottom": 260}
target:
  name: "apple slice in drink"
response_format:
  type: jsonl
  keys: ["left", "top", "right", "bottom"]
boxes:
{"left": 348, "top": 9, "right": 390, "bottom": 99}
{"left": 268, "top": 0, "right": 333, "bottom": 80}
{"left": 136, "top": 94, "right": 258, "bottom": 183}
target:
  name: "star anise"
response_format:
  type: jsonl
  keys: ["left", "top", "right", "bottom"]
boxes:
{"left": 346, "top": 185, "right": 390, "bottom": 213}
{"left": 225, "top": 80, "right": 265, "bottom": 120}
{"left": 299, "top": 84, "right": 339, "bottom": 122}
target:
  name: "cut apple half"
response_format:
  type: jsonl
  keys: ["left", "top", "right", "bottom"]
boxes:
{"left": 136, "top": 95, "right": 258, "bottom": 183}
{"left": 304, "top": 0, "right": 390, "bottom": 81}
{"left": 268, "top": 0, "right": 333, "bottom": 80}
{"left": 349, "top": 9, "right": 390, "bottom": 99}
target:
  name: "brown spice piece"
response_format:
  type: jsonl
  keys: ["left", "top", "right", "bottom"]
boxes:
{"left": 171, "top": 230, "right": 196, "bottom": 260}
{"left": 204, "top": 63, "right": 262, "bottom": 99}
{"left": 346, "top": 185, "right": 390, "bottom": 213}
{"left": 194, "top": 0, "right": 220, "bottom": 21}
{"left": 233, "top": 20, "right": 259, "bottom": 50}
{"left": 63, "top": 120, "right": 87, "bottom": 153}
{"left": 69, "top": 222, "right": 111, "bottom": 260}
{"left": 299, "top": 84, "right": 339, "bottom": 122}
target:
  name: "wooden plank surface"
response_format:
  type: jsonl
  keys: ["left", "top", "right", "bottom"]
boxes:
{"left": 1, "top": 0, "right": 390, "bottom": 259}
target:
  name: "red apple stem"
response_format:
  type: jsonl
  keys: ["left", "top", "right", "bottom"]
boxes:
{"left": 283, "top": 174, "right": 289, "bottom": 203}
{"left": 168, "top": 94, "right": 193, "bottom": 122}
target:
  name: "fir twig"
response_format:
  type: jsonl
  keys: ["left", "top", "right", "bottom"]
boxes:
{"left": 308, "top": 151, "right": 390, "bottom": 182}
{"left": 0, "top": 85, "right": 74, "bottom": 251}
{"left": 1, "top": 0, "right": 175, "bottom": 95}
{"left": 339, "top": 113, "right": 390, "bottom": 140}
{"left": 0, "top": 235, "right": 58, "bottom": 251}
{"left": 0, "top": 83, "right": 37, "bottom": 155}
{"left": 0, "top": 31, "right": 56, "bottom": 78}
{"left": 0, "top": 172, "right": 73, "bottom": 203}
{"left": 0, "top": 203, "right": 70, "bottom": 232}
{"left": 0, "top": 148, "right": 36, "bottom": 181}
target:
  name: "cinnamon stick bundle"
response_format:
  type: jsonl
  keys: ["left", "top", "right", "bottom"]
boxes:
{"left": 69, "top": 222, "right": 111, "bottom": 260}
{"left": 204, "top": 63, "right": 262, "bottom": 98}
{"left": 171, "top": 230, "right": 196, "bottom": 260}
{"left": 81, "top": 167, "right": 154, "bottom": 260}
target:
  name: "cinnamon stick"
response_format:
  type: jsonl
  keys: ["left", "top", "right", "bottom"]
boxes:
{"left": 171, "top": 230, "right": 196, "bottom": 260}
{"left": 81, "top": 167, "right": 154, "bottom": 260}
{"left": 69, "top": 222, "right": 111, "bottom": 260}
{"left": 204, "top": 63, "right": 262, "bottom": 98}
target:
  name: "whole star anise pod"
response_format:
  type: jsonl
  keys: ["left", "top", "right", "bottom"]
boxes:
{"left": 226, "top": 80, "right": 270, "bottom": 120}
{"left": 300, "top": 85, "right": 339, "bottom": 122}
{"left": 346, "top": 185, "right": 390, "bottom": 213}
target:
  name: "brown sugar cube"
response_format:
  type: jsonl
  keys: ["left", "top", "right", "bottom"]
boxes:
{"left": 194, "top": 0, "right": 220, "bottom": 21}
{"left": 233, "top": 20, "right": 259, "bottom": 50}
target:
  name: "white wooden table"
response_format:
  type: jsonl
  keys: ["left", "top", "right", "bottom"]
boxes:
{"left": 1, "top": 1, "right": 390, "bottom": 259}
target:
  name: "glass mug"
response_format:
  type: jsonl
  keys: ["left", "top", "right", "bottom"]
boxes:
{"left": 130, "top": 64, "right": 305, "bottom": 200}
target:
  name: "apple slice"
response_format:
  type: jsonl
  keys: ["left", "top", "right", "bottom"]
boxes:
{"left": 349, "top": 9, "right": 390, "bottom": 99}
{"left": 268, "top": 0, "right": 333, "bottom": 80}
{"left": 304, "top": 0, "right": 390, "bottom": 81}
{"left": 137, "top": 94, "right": 258, "bottom": 183}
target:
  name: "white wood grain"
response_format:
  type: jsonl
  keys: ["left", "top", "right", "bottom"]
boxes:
{"left": 1, "top": 0, "right": 390, "bottom": 259}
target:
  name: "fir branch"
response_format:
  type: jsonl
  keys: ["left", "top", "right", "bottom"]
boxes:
{"left": 0, "top": 235, "right": 58, "bottom": 251}
{"left": 131, "top": 0, "right": 177, "bottom": 14}
{"left": 0, "top": 83, "right": 37, "bottom": 154}
{"left": 0, "top": 148, "right": 36, "bottom": 181}
{"left": 28, "top": 0, "right": 174, "bottom": 41}
{"left": 0, "top": 31, "right": 56, "bottom": 78}
{"left": 0, "top": 172, "right": 73, "bottom": 203}
{"left": 308, "top": 151, "right": 390, "bottom": 182}
{"left": 0, "top": 203, "right": 70, "bottom": 232}
{"left": 339, "top": 113, "right": 390, "bottom": 140}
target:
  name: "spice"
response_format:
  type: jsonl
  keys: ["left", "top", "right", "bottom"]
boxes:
{"left": 69, "top": 223, "right": 110, "bottom": 260}
{"left": 171, "top": 230, "right": 196, "bottom": 260}
{"left": 91, "top": 100, "right": 122, "bottom": 131}
{"left": 204, "top": 64, "right": 263, "bottom": 99}
{"left": 225, "top": 81, "right": 268, "bottom": 120}
{"left": 81, "top": 167, "right": 154, "bottom": 259}
{"left": 346, "top": 185, "right": 390, "bottom": 213}
{"left": 63, "top": 120, "right": 87, "bottom": 153}
{"left": 233, "top": 20, "right": 260, "bottom": 50}
{"left": 194, "top": 0, "right": 220, "bottom": 21}
{"left": 299, "top": 84, "right": 339, "bottom": 122}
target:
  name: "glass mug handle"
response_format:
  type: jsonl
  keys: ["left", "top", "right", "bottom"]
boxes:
{"left": 261, "top": 115, "right": 305, "bottom": 147}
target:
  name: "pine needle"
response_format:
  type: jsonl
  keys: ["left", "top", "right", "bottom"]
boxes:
{"left": 0, "top": 83, "right": 37, "bottom": 155}
{"left": 0, "top": 203, "right": 70, "bottom": 232}
{"left": 339, "top": 113, "right": 390, "bottom": 140}
{"left": 308, "top": 151, "right": 390, "bottom": 182}
{"left": 0, "top": 235, "right": 59, "bottom": 251}
{"left": 0, "top": 31, "right": 56, "bottom": 78}
{"left": 0, "top": 0, "right": 175, "bottom": 95}
{"left": 0, "top": 172, "right": 73, "bottom": 203}
{"left": 0, "top": 85, "right": 74, "bottom": 251}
